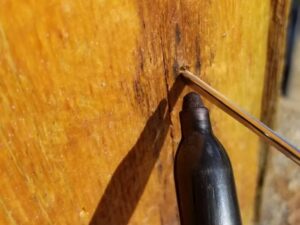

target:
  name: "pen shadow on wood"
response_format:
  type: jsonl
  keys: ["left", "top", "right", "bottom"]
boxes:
{"left": 89, "top": 77, "right": 184, "bottom": 225}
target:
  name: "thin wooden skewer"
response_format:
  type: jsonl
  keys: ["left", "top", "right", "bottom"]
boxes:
{"left": 179, "top": 69, "right": 300, "bottom": 165}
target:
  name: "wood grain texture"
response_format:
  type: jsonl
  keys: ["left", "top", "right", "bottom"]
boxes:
{"left": 0, "top": 1, "right": 287, "bottom": 225}
{"left": 261, "top": 0, "right": 291, "bottom": 126}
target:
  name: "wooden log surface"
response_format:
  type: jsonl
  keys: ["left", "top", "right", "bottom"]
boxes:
{"left": 0, "top": 1, "right": 289, "bottom": 225}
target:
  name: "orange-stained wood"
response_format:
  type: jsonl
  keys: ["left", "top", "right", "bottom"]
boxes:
{"left": 0, "top": 1, "right": 289, "bottom": 225}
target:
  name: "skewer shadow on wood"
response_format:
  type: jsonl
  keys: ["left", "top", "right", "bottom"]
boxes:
{"left": 89, "top": 77, "right": 184, "bottom": 225}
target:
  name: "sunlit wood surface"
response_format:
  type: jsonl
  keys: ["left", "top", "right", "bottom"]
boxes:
{"left": 0, "top": 1, "right": 289, "bottom": 225}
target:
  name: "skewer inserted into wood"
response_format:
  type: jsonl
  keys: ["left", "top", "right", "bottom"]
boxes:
{"left": 179, "top": 69, "right": 300, "bottom": 166}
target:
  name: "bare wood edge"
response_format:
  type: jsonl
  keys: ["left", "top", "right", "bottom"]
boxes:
{"left": 256, "top": 0, "right": 292, "bottom": 222}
